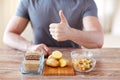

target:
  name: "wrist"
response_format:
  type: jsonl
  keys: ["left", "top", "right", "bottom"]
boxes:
{"left": 68, "top": 27, "right": 82, "bottom": 42}
{"left": 67, "top": 27, "right": 76, "bottom": 40}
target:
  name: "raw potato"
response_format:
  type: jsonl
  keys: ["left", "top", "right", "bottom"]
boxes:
{"left": 48, "top": 55, "right": 54, "bottom": 59}
{"left": 46, "top": 50, "right": 68, "bottom": 68}
{"left": 46, "top": 58, "right": 59, "bottom": 67}
{"left": 51, "top": 50, "right": 62, "bottom": 59}
{"left": 59, "top": 58, "right": 68, "bottom": 67}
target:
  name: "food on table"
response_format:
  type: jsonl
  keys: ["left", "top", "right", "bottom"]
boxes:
{"left": 59, "top": 58, "right": 68, "bottom": 67}
{"left": 46, "top": 50, "right": 68, "bottom": 68}
{"left": 23, "top": 60, "right": 40, "bottom": 72}
{"left": 25, "top": 51, "right": 41, "bottom": 60}
{"left": 72, "top": 58, "right": 93, "bottom": 71}
{"left": 21, "top": 51, "right": 43, "bottom": 73}
{"left": 48, "top": 54, "right": 54, "bottom": 59}
{"left": 46, "top": 58, "right": 59, "bottom": 67}
{"left": 51, "top": 50, "right": 62, "bottom": 59}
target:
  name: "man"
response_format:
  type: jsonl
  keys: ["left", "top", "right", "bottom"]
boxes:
{"left": 3, "top": 0, "right": 104, "bottom": 56}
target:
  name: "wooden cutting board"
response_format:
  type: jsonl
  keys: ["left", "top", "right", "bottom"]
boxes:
{"left": 42, "top": 59, "right": 75, "bottom": 76}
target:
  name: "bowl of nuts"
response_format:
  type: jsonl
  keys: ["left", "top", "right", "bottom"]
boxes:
{"left": 71, "top": 50, "right": 96, "bottom": 72}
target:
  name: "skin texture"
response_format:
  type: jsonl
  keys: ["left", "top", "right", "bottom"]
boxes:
{"left": 3, "top": 10, "right": 103, "bottom": 56}
{"left": 49, "top": 10, "right": 103, "bottom": 48}
{"left": 3, "top": 16, "right": 51, "bottom": 56}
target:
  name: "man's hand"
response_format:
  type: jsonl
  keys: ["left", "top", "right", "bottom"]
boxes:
{"left": 28, "top": 43, "right": 51, "bottom": 56}
{"left": 49, "top": 10, "right": 72, "bottom": 41}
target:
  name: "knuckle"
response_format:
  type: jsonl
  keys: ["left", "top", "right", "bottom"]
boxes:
{"left": 55, "top": 34, "right": 61, "bottom": 40}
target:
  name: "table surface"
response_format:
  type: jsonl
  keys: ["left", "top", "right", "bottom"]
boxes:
{"left": 0, "top": 46, "right": 120, "bottom": 80}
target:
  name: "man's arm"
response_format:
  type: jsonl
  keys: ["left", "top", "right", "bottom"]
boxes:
{"left": 49, "top": 10, "right": 104, "bottom": 48}
{"left": 3, "top": 16, "right": 51, "bottom": 55}
{"left": 3, "top": 16, "right": 31, "bottom": 51}
{"left": 69, "top": 16, "right": 104, "bottom": 48}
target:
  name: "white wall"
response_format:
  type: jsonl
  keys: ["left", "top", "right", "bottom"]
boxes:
{"left": 112, "top": 0, "right": 120, "bottom": 35}
{"left": 0, "top": 0, "right": 18, "bottom": 46}
{"left": 94, "top": 0, "right": 118, "bottom": 33}
{"left": 0, "top": 0, "right": 33, "bottom": 46}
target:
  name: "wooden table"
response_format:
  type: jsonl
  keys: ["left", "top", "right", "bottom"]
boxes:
{"left": 0, "top": 46, "right": 120, "bottom": 80}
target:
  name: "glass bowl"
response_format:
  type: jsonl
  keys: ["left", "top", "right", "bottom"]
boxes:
{"left": 21, "top": 51, "right": 44, "bottom": 74}
{"left": 71, "top": 50, "right": 96, "bottom": 72}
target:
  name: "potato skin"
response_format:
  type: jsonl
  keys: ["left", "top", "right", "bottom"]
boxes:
{"left": 46, "top": 58, "right": 59, "bottom": 67}
{"left": 48, "top": 55, "right": 54, "bottom": 59}
{"left": 51, "top": 50, "right": 62, "bottom": 59}
{"left": 46, "top": 50, "right": 68, "bottom": 68}
{"left": 59, "top": 58, "right": 68, "bottom": 67}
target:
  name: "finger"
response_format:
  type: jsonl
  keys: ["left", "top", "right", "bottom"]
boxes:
{"left": 52, "top": 34, "right": 57, "bottom": 40}
{"left": 49, "top": 28, "right": 56, "bottom": 33}
{"left": 49, "top": 25, "right": 59, "bottom": 36}
{"left": 49, "top": 23, "right": 58, "bottom": 28}
{"left": 59, "top": 10, "right": 67, "bottom": 23}
{"left": 41, "top": 48, "right": 48, "bottom": 56}
{"left": 40, "top": 44, "right": 51, "bottom": 55}
{"left": 52, "top": 33, "right": 60, "bottom": 41}
{"left": 49, "top": 28, "right": 55, "bottom": 38}
{"left": 41, "top": 44, "right": 49, "bottom": 52}
{"left": 50, "top": 30, "right": 58, "bottom": 39}
{"left": 37, "top": 46, "right": 48, "bottom": 56}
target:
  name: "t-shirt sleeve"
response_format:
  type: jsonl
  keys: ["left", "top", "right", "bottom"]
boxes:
{"left": 15, "top": 0, "right": 29, "bottom": 20}
{"left": 83, "top": 0, "right": 98, "bottom": 18}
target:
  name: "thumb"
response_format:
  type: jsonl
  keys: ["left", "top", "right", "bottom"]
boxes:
{"left": 59, "top": 10, "right": 67, "bottom": 23}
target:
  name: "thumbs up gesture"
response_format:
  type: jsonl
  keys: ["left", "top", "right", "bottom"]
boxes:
{"left": 49, "top": 10, "right": 72, "bottom": 41}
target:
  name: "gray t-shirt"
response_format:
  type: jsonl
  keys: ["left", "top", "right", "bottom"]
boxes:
{"left": 16, "top": 0, "right": 97, "bottom": 48}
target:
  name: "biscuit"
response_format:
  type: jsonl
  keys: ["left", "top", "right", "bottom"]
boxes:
{"left": 25, "top": 51, "right": 41, "bottom": 60}
{"left": 23, "top": 60, "right": 40, "bottom": 72}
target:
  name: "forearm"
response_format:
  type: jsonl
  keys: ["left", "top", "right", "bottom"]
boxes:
{"left": 69, "top": 28, "right": 104, "bottom": 48}
{"left": 3, "top": 32, "right": 32, "bottom": 51}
